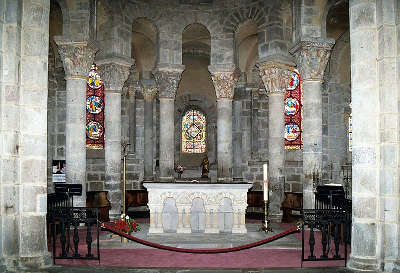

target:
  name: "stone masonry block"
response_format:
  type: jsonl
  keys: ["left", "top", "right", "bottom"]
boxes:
{"left": 22, "top": 186, "right": 46, "bottom": 213}
{"left": 351, "top": 222, "right": 376, "bottom": 257}
{"left": 352, "top": 146, "right": 377, "bottom": 165}
{"left": 21, "top": 158, "right": 46, "bottom": 184}
{"left": 2, "top": 184, "right": 19, "bottom": 215}
{"left": 381, "top": 197, "right": 398, "bottom": 223}
{"left": 350, "top": 2, "right": 376, "bottom": 30}
{"left": 2, "top": 104, "right": 19, "bottom": 130}
{"left": 2, "top": 54, "right": 19, "bottom": 84}
{"left": 378, "top": 26, "right": 396, "bottom": 58}
{"left": 5, "top": 0, "right": 21, "bottom": 24}
{"left": 20, "top": 134, "right": 47, "bottom": 158}
{"left": 23, "top": 2, "right": 44, "bottom": 27}
{"left": 21, "top": 87, "right": 47, "bottom": 107}
{"left": 3, "top": 216, "right": 18, "bottom": 255}
{"left": 23, "top": 27, "right": 47, "bottom": 57}
{"left": 353, "top": 196, "right": 376, "bottom": 218}
{"left": 21, "top": 107, "right": 46, "bottom": 135}
{"left": 20, "top": 215, "right": 46, "bottom": 255}
{"left": 381, "top": 144, "right": 397, "bottom": 166}
{"left": 5, "top": 24, "right": 21, "bottom": 55}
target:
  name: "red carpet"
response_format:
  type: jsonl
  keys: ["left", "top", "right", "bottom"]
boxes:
{"left": 51, "top": 222, "right": 349, "bottom": 269}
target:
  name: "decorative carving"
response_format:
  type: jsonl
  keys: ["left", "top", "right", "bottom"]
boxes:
{"left": 55, "top": 39, "right": 98, "bottom": 77}
{"left": 257, "top": 62, "right": 293, "bottom": 94}
{"left": 210, "top": 71, "right": 238, "bottom": 99}
{"left": 125, "top": 64, "right": 142, "bottom": 98}
{"left": 153, "top": 69, "right": 184, "bottom": 99}
{"left": 290, "top": 40, "right": 334, "bottom": 81}
{"left": 98, "top": 62, "right": 131, "bottom": 92}
{"left": 142, "top": 85, "right": 158, "bottom": 100}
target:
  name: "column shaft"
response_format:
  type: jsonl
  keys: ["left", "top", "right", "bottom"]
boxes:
{"left": 233, "top": 99, "right": 243, "bottom": 181}
{"left": 105, "top": 91, "right": 122, "bottom": 218}
{"left": 217, "top": 99, "right": 233, "bottom": 182}
{"left": 159, "top": 98, "right": 175, "bottom": 181}
{"left": 347, "top": 0, "right": 379, "bottom": 270}
{"left": 65, "top": 77, "right": 87, "bottom": 207}
{"left": 268, "top": 92, "right": 285, "bottom": 220}
{"left": 128, "top": 93, "right": 136, "bottom": 153}
{"left": 144, "top": 97, "right": 154, "bottom": 181}
{"left": 302, "top": 80, "right": 323, "bottom": 210}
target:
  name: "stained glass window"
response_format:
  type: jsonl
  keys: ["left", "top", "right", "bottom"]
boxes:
{"left": 182, "top": 110, "right": 206, "bottom": 153}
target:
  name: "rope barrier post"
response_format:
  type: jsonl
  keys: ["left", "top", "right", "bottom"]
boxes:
{"left": 121, "top": 140, "right": 130, "bottom": 243}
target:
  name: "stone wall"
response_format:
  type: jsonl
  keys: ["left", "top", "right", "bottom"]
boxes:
{"left": 321, "top": 31, "right": 351, "bottom": 185}
{"left": 285, "top": 150, "right": 303, "bottom": 193}
{"left": 47, "top": 46, "right": 67, "bottom": 191}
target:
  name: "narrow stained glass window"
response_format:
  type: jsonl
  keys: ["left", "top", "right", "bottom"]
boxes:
{"left": 182, "top": 110, "right": 206, "bottom": 153}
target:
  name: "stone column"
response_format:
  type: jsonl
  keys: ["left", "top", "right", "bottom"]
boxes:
{"left": 233, "top": 84, "right": 245, "bottom": 181}
{"left": 125, "top": 65, "right": 141, "bottom": 154}
{"left": 258, "top": 61, "right": 293, "bottom": 221}
{"left": 141, "top": 79, "right": 158, "bottom": 181}
{"left": 98, "top": 58, "right": 132, "bottom": 219}
{"left": 209, "top": 67, "right": 237, "bottom": 183}
{"left": 250, "top": 88, "right": 260, "bottom": 160}
{"left": 55, "top": 38, "right": 98, "bottom": 207}
{"left": 290, "top": 39, "right": 333, "bottom": 209}
{"left": 153, "top": 66, "right": 184, "bottom": 182}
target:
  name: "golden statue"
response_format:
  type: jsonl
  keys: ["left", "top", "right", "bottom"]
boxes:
{"left": 201, "top": 156, "right": 209, "bottom": 178}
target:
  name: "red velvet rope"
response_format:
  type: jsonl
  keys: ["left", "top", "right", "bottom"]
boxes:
{"left": 102, "top": 222, "right": 299, "bottom": 254}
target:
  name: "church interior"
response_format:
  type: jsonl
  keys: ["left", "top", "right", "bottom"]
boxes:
{"left": 0, "top": 0, "right": 399, "bottom": 272}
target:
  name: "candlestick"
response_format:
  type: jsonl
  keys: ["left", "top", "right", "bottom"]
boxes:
{"left": 259, "top": 200, "right": 273, "bottom": 233}
{"left": 263, "top": 164, "right": 268, "bottom": 201}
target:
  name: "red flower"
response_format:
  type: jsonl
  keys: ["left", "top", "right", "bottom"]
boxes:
{"left": 131, "top": 221, "right": 137, "bottom": 231}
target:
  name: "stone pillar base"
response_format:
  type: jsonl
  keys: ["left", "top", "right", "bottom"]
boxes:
{"left": 109, "top": 212, "right": 121, "bottom": 221}
{"left": 143, "top": 177, "right": 154, "bottom": 182}
{"left": 177, "top": 227, "right": 191, "bottom": 233}
{"left": 15, "top": 252, "right": 53, "bottom": 271}
{"left": 348, "top": 255, "right": 379, "bottom": 271}
{"left": 232, "top": 226, "right": 247, "bottom": 233}
{"left": 217, "top": 177, "right": 233, "bottom": 183}
{"left": 204, "top": 228, "right": 219, "bottom": 233}
{"left": 148, "top": 227, "right": 164, "bottom": 234}
{"left": 159, "top": 176, "right": 175, "bottom": 182}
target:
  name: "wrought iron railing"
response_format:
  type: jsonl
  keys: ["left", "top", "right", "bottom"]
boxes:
{"left": 301, "top": 209, "right": 351, "bottom": 267}
{"left": 48, "top": 207, "right": 100, "bottom": 264}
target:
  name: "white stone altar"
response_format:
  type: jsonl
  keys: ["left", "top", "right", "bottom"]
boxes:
{"left": 143, "top": 182, "right": 252, "bottom": 234}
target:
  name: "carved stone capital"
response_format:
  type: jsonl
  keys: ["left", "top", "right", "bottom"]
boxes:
{"left": 209, "top": 70, "right": 239, "bottom": 100}
{"left": 142, "top": 84, "right": 158, "bottom": 100}
{"left": 97, "top": 57, "right": 133, "bottom": 92}
{"left": 125, "top": 64, "right": 141, "bottom": 98}
{"left": 153, "top": 66, "right": 184, "bottom": 99}
{"left": 256, "top": 61, "right": 293, "bottom": 94}
{"left": 54, "top": 37, "right": 98, "bottom": 78}
{"left": 290, "top": 38, "right": 334, "bottom": 81}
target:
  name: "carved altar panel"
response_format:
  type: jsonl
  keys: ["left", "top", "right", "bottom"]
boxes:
{"left": 144, "top": 183, "right": 252, "bottom": 234}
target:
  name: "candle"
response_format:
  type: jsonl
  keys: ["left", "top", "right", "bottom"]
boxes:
{"left": 263, "top": 164, "right": 268, "bottom": 201}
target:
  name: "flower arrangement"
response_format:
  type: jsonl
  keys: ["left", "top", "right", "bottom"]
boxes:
{"left": 175, "top": 164, "right": 184, "bottom": 174}
{"left": 174, "top": 164, "right": 184, "bottom": 178}
{"left": 114, "top": 214, "right": 140, "bottom": 234}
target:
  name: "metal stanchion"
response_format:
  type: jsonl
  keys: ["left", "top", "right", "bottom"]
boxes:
{"left": 121, "top": 140, "right": 130, "bottom": 243}
{"left": 259, "top": 200, "right": 273, "bottom": 233}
